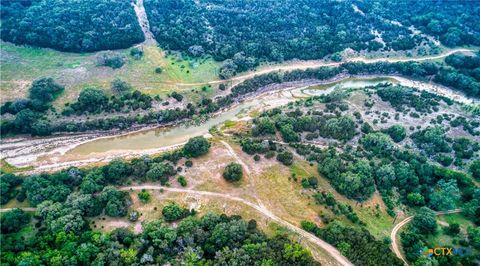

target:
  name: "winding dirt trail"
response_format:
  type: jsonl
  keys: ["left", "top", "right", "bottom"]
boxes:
{"left": 120, "top": 185, "right": 354, "bottom": 266}
{"left": 390, "top": 209, "right": 463, "bottom": 265}
{"left": 167, "top": 48, "right": 473, "bottom": 87}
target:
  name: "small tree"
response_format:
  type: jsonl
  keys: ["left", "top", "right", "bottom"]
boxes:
{"left": 223, "top": 162, "right": 243, "bottom": 182}
{"left": 138, "top": 190, "right": 151, "bottom": 203}
{"left": 470, "top": 160, "right": 480, "bottom": 180}
{"left": 183, "top": 136, "right": 210, "bottom": 158}
{"left": 111, "top": 78, "right": 132, "bottom": 94}
{"left": 0, "top": 208, "right": 30, "bottom": 234}
{"left": 411, "top": 207, "right": 437, "bottom": 235}
{"left": 277, "top": 151, "right": 294, "bottom": 166}
{"left": 177, "top": 176, "right": 187, "bottom": 187}
{"left": 162, "top": 203, "right": 189, "bottom": 222}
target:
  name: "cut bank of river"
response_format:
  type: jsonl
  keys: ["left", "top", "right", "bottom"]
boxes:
{"left": 1, "top": 76, "right": 473, "bottom": 173}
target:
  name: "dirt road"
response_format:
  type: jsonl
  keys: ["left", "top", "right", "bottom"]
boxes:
{"left": 0, "top": 207, "right": 36, "bottom": 213}
{"left": 121, "top": 185, "right": 354, "bottom": 266}
{"left": 2, "top": 185, "right": 353, "bottom": 265}
{"left": 168, "top": 48, "right": 473, "bottom": 87}
{"left": 132, "top": 0, "right": 156, "bottom": 44}
{"left": 390, "top": 209, "right": 463, "bottom": 265}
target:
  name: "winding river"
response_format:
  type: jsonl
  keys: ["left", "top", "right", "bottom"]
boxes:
{"left": 0, "top": 75, "right": 474, "bottom": 173}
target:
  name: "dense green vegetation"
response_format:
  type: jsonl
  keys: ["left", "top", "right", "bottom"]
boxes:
{"left": 357, "top": 1, "right": 480, "bottom": 47}
{"left": 1, "top": 210, "right": 317, "bottom": 265}
{"left": 143, "top": 0, "right": 448, "bottom": 74}
{"left": 0, "top": 0, "right": 144, "bottom": 52}
{"left": 239, "top": 84, "right": 478, "bottom": 221}
{"left": 401, "top": 207, "right": 480, "bottom": 265}
{"left": 302, "top": 220, "right": 403, "bottom": 266}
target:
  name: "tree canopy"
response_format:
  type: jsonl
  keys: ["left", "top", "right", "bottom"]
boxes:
{"left": 1, "top": 0, "right": 144, "bottom": 52}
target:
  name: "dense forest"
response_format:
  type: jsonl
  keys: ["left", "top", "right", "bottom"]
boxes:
{"left": 0, "top": 0, "right": 144, "bottom": 52}
{"left": 144, "top": 0, "right": 420, "bottom": 70}
{"left": 357, "top": 0, "right": 480, "bottom": 47}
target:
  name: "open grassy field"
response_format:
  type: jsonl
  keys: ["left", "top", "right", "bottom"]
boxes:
{"left": 0, "top": 42, "right": 221, "bottom": 107}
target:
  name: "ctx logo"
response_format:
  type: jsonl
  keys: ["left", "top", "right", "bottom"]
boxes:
{"left": 420, "top": 247, "right": 471, "bottom": 257}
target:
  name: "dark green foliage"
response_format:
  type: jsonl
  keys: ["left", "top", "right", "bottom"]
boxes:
{"left": 280, "top": 124, "right": 300, "bottom": 142}
{"left": 276, "top": 151, "right": 294, "bottom": 166}
{"left": 0, "top": 208, "right": 30, "bottom": 234}
{"left": 445, "top": 223, "right": 460, "bottom": 236}
{"left": 162, "top": 203, "right": 190, "bottom": 222}
{"left": 170, "top": 91, "right": 183, "bottom": 102}
{"left": 470, "top": 160, "right": 480, "bottom": 180}
{"left": 23, "top": 172, "right": 74, "bottom": 206}
{"left": 28, "top": 78, "right": 64, "bottom": 111}
{"left": 316, "top": 149, "right": 375, "bottom": 201}
{"left": 63, "top": 88, "right": 153, "bottom": 116}
{"left": 357, "top": 1, "right": 480, "bottom": 47}
{"left": 96, "top": 52, "right": 127, "bottom": 69}
{"left": 382, "top": 125, "right": 406, "bottom": 142}
{"left": 0, "top": 173, "right": 23, "bottom": 205}
{"left": 252, "top": 117, "right": 276, "bottom": 136}
{"left": 146, "top": 162, "right": 176, "bottom": 185}
{"left": 103, "top": 159, "right": 131, "bottom": 184}
{"left": 411, "top": 126, "right": 451, "bottom": 155}
{"left": 183, "top": 136, "right": 210, "bottom": 157}
{"left": 144, "top": 0, "right": 425, "bottom": 66}
{"left": 240, "top": 138, "right": 269, "bottom": 155}
{"left": 177, "top": 175, "right": 187, "bottom": 187}
{"left": 428, "top": 179, "right": 460, "bottom": 211}
{"left": 302, "top": 220, "right": 403, "bottom": 266}
{"left": 301, "top": 176, "right": 318, "bottom": 189}
{"left": 72, "top": 88, "right": 109, "bottom": 114}
{"left": 130, "top": 47, "right": 144, "bottom": 59}
{"left": 98, "top": 186, "right": 131, "bottom": 217}
{"left": 323, "top": 116, "right": 356, "bottom": 141}
{"left": 376, "top": 86, "right": 445, "bottom": 113}
{"left": 111, "top": 78, "right": 132, "bottom": 94}
{"left": 223, "top": 163, "right": 243, "bottom": 182}
{"left": 411, "top": 207, "right": 437, "bottom": 235}
{"left": 1, "top": 0, "right": 144, "bottom": 52}
{"left": 360, "top": 132, "right": 395, "bottom": 156}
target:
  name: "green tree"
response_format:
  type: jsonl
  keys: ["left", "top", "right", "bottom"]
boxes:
{"left": 411, "top": 207, "right": 437, "bottom": 235}
{"left": 470, "top": 160, "right": 480, "bottom": 180}
{"left": 183, "top": 136, "right": 210, "bottom": 157}
{"left": 223, "top": 162, "right": 243, "bottom": 182}
{"left": 146, "top": 163, "right": 175, "bottom": 184}
{"left": 429, "top": 179, "right": 460, "bottom": 211}
{"left": 407, "top": 193, "right": 425, "bottom": 206}
{"left": 382, "top": 125, "right": 406, "bottom": 142}
{"left": 276, "top": 151, "right": 294, "bottom": 166}
{"left": 138, "top": 190, "right": 151, "bottom": 203}
{"left": 162, "top": 203, "right": 189, "bottom": 222}
{"left": 0, "top": 208, "right": 30, "bottom": 233}
{"left": 111, "top": 78, "right": 132, "bottom": 94}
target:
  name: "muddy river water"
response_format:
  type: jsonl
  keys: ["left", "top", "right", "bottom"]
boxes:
{"left": 1, "top": 75, "right": 473, "bottom": 172}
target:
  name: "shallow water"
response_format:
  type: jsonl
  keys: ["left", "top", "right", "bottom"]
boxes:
{"left": 67, "top": 77, "right": 394, "bottom": 156}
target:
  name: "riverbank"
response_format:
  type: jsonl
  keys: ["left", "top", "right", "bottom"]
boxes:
{"left": 2, "top": 73, "right": 475, "bottom": 173}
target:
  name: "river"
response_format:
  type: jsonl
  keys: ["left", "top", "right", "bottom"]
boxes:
{"left": 0, "top": 75, "right": 473, "bottom": 173}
